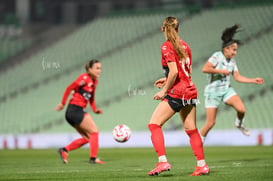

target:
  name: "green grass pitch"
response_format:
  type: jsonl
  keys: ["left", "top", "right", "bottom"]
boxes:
{"left": 0, "top": 146, "right": 272, "bottom": 181}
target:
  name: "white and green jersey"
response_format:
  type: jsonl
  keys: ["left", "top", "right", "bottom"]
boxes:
{"left": 204, "top": 51, "right": 238, "bottom": 96}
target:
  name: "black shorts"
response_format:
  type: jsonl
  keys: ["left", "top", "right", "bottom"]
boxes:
{"left": 164, "top": 95, "right": 196, "bottom": 112}
{"left": 65, "top": 104, "right": 87, "bottom": 126}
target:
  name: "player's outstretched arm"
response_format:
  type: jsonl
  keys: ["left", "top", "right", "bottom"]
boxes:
{"left": 233, "top": 71, "right": 264, "bottom": 84}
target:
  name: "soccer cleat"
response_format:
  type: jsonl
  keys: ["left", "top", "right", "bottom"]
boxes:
{"left": 235, "top": 121, "right": 251, "bottom": 136}
{"left": 236, "top": 125, "right": 251, "bottom": 136}
{"left": 148, "top": 162, "right": 171, "bottom": 176}
{"left": 190, "top": 164, "right": 209, "bottom": 176}
{"left": 57, "top": 148, "right": 68, "bottom": 164}
{"left": 89, "top": 158, "right": 105, "bottom": 164}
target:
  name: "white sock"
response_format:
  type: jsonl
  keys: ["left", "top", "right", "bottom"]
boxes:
{"left": 158, "top": 155, "right": 167, "bottom": 162}
{"left": 235, "top": 118, "right": 244, "bottom": 127}
{"left": 200, "top": 135, "right": 205, "bottom": 143}
{"left": 197, "top": 160, "right": 206, "bottom": 167}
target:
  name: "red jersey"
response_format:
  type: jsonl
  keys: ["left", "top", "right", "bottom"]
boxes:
{"left": 161, "top": 39, "right": 197, "bottom": 100}
{"left": 61, "top": 73, "right": 98, "bottom": 111}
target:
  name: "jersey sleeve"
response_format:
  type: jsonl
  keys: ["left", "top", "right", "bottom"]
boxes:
{"left": 61, "top": 74, "right": 85, "bottom": 105}
{"left": 74, "top": 74, "right": 87, "bottom": 87}
{"left": 89, "top": 89, "right": 96, "bottom": 112}
{"left": 89, "top": 79, "right": 98, "bottom": 112}
{"left": 161, "top": 44, "right": 176, "bottom": 62}
{"left": 208, "top": 52, "right": 219, "bottom": 66}
{"left": 61, "top": 82, "right": 77, "bottom": 105}
{"left": 233, "top": 59, "right": 239, "bottom": 72}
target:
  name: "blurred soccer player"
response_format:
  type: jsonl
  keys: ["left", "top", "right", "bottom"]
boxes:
{"left": 148, "top": 16, "right": 209, "bottom": 176}
{"left": 199, "top": 25, "right": 264, "bottom": 143}
{"left": 55, "top": 59, "right": 105, "bottom": 164}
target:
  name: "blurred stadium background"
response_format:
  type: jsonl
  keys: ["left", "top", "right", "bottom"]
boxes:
{"left": 0, "top": 0, "right": 272, "bottom": 149}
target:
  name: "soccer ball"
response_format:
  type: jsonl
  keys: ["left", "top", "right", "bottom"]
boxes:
{"left": 112, "top": 124, "right": 131, "bottom": 143}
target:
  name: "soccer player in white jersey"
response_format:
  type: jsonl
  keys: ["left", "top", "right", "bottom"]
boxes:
{"left": 199, "top": 25, "right": 264, "bottom": 143}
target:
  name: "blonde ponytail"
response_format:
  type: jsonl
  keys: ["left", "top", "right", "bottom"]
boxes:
{"left": 163, "top": 17, "right": 187, "bottom": 60}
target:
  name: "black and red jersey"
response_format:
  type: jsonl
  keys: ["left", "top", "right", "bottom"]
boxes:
{"left": 61, "top": 73, "right": 97, "bottom": 111}
{"left": 161, "top": 39, "right": 197, "bottom": 100}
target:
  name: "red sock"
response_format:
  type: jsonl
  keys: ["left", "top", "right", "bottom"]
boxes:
{"left": 148, "top": 124, "right": 166, "bottom": 157}
{"left": 89, "top": 132, "right": 99, "bottom": 158}
{"left": 185, "top": 128, "right": 204, "bottom": 160}
{"left": 65, "top": 137, "right": 88, "bottom": 152}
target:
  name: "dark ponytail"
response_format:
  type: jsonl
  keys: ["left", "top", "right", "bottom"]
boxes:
{"left": 221, "top": 24, "right": 241, "bottom": 48}
{"left": 85, "top": 59, "right": 100, "bottom": 72}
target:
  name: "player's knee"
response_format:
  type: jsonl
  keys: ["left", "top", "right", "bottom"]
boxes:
{"left": 149, "top": 118, "right": 162, "bottom": 126}
{"left": 86, "top": 128, "right": 98, "bottom": 136}
{"left": 92, "top": 127, "right": 99, "bottom": 133}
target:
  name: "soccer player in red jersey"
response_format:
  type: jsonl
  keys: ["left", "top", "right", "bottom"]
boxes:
{"left": 148, "top": 17, "right": 209, "bottom": 176}
{"left": 55, "top": 59, "right": 105, "bottom": 164}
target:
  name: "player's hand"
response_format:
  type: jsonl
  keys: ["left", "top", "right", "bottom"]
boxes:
{"left": 94, "top": 108, "right": 103, "bottom": 114}
{"left": 254, "top": 77, "right": 264, "bottom": 84}
{"left": 153, "top": 90, "right": 165, "bottom": 100}
{"left": 154, "top": 78, "right": 166, "bottom": 89}
{"left": 221, "top": 69, "right": 230, "bottom": 76}
{"left": 55, "top": 103, "right": 64, "bottom": 112}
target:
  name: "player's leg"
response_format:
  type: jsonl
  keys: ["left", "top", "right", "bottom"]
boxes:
{"left": 199, "top": 108, "right": 217, "bottom": 143}
{"left": 199, "top": 95, "right": 221, "bottom": 143}
{"left": 148, "top": 100, "right": 175, "bottom": 176}
{"left": 180, "top": 105, "right": 209, "bottom": 176}
{"left": 225, "top": 95, "right": 250, "bottom": 136}
{"left": 58, "top": 105, "right": 89, "bottom": 164}
{"left": 76, "top": 113, "right": 105, "bottom": 164}
{"left": 58, "top": 136, "right": 88, "bottom": 164}
{"left": 63, "top": 137, "right": 88, "bottom": 152}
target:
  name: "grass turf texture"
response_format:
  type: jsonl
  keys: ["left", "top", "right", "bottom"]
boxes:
{"left": 0, "top": 146, "right": 272, "bottom": 181}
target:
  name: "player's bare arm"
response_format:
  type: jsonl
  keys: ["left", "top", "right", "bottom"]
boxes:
{"left": 153, "top": 62, "right": 177, "bottom": 100}
{"left": 154, "top": 77, "right": 167, "bottom": 88}
{"left": 202, "top": 61, "right": 230, "bottom": 75}
{"left": 232, "top": 71, "right": 264, "bottom": 84}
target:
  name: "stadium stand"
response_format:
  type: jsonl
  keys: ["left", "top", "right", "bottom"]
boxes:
{"left": 0, "top": 10, "right": 187, "bottom": 133}
{"left": 47, "top": 4, "right": 273, "bottom": 133}
{"left": 0, "top": 13, "right": 32, "bottom": 63}
{"left": 0, "top": 4, "right": 272, "bottom": 134}
{"left": 0, "top": 38, "right": 32, "bottom": 63}
{"left": 0, "top": 11, "right": 185, "bottom": 99}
